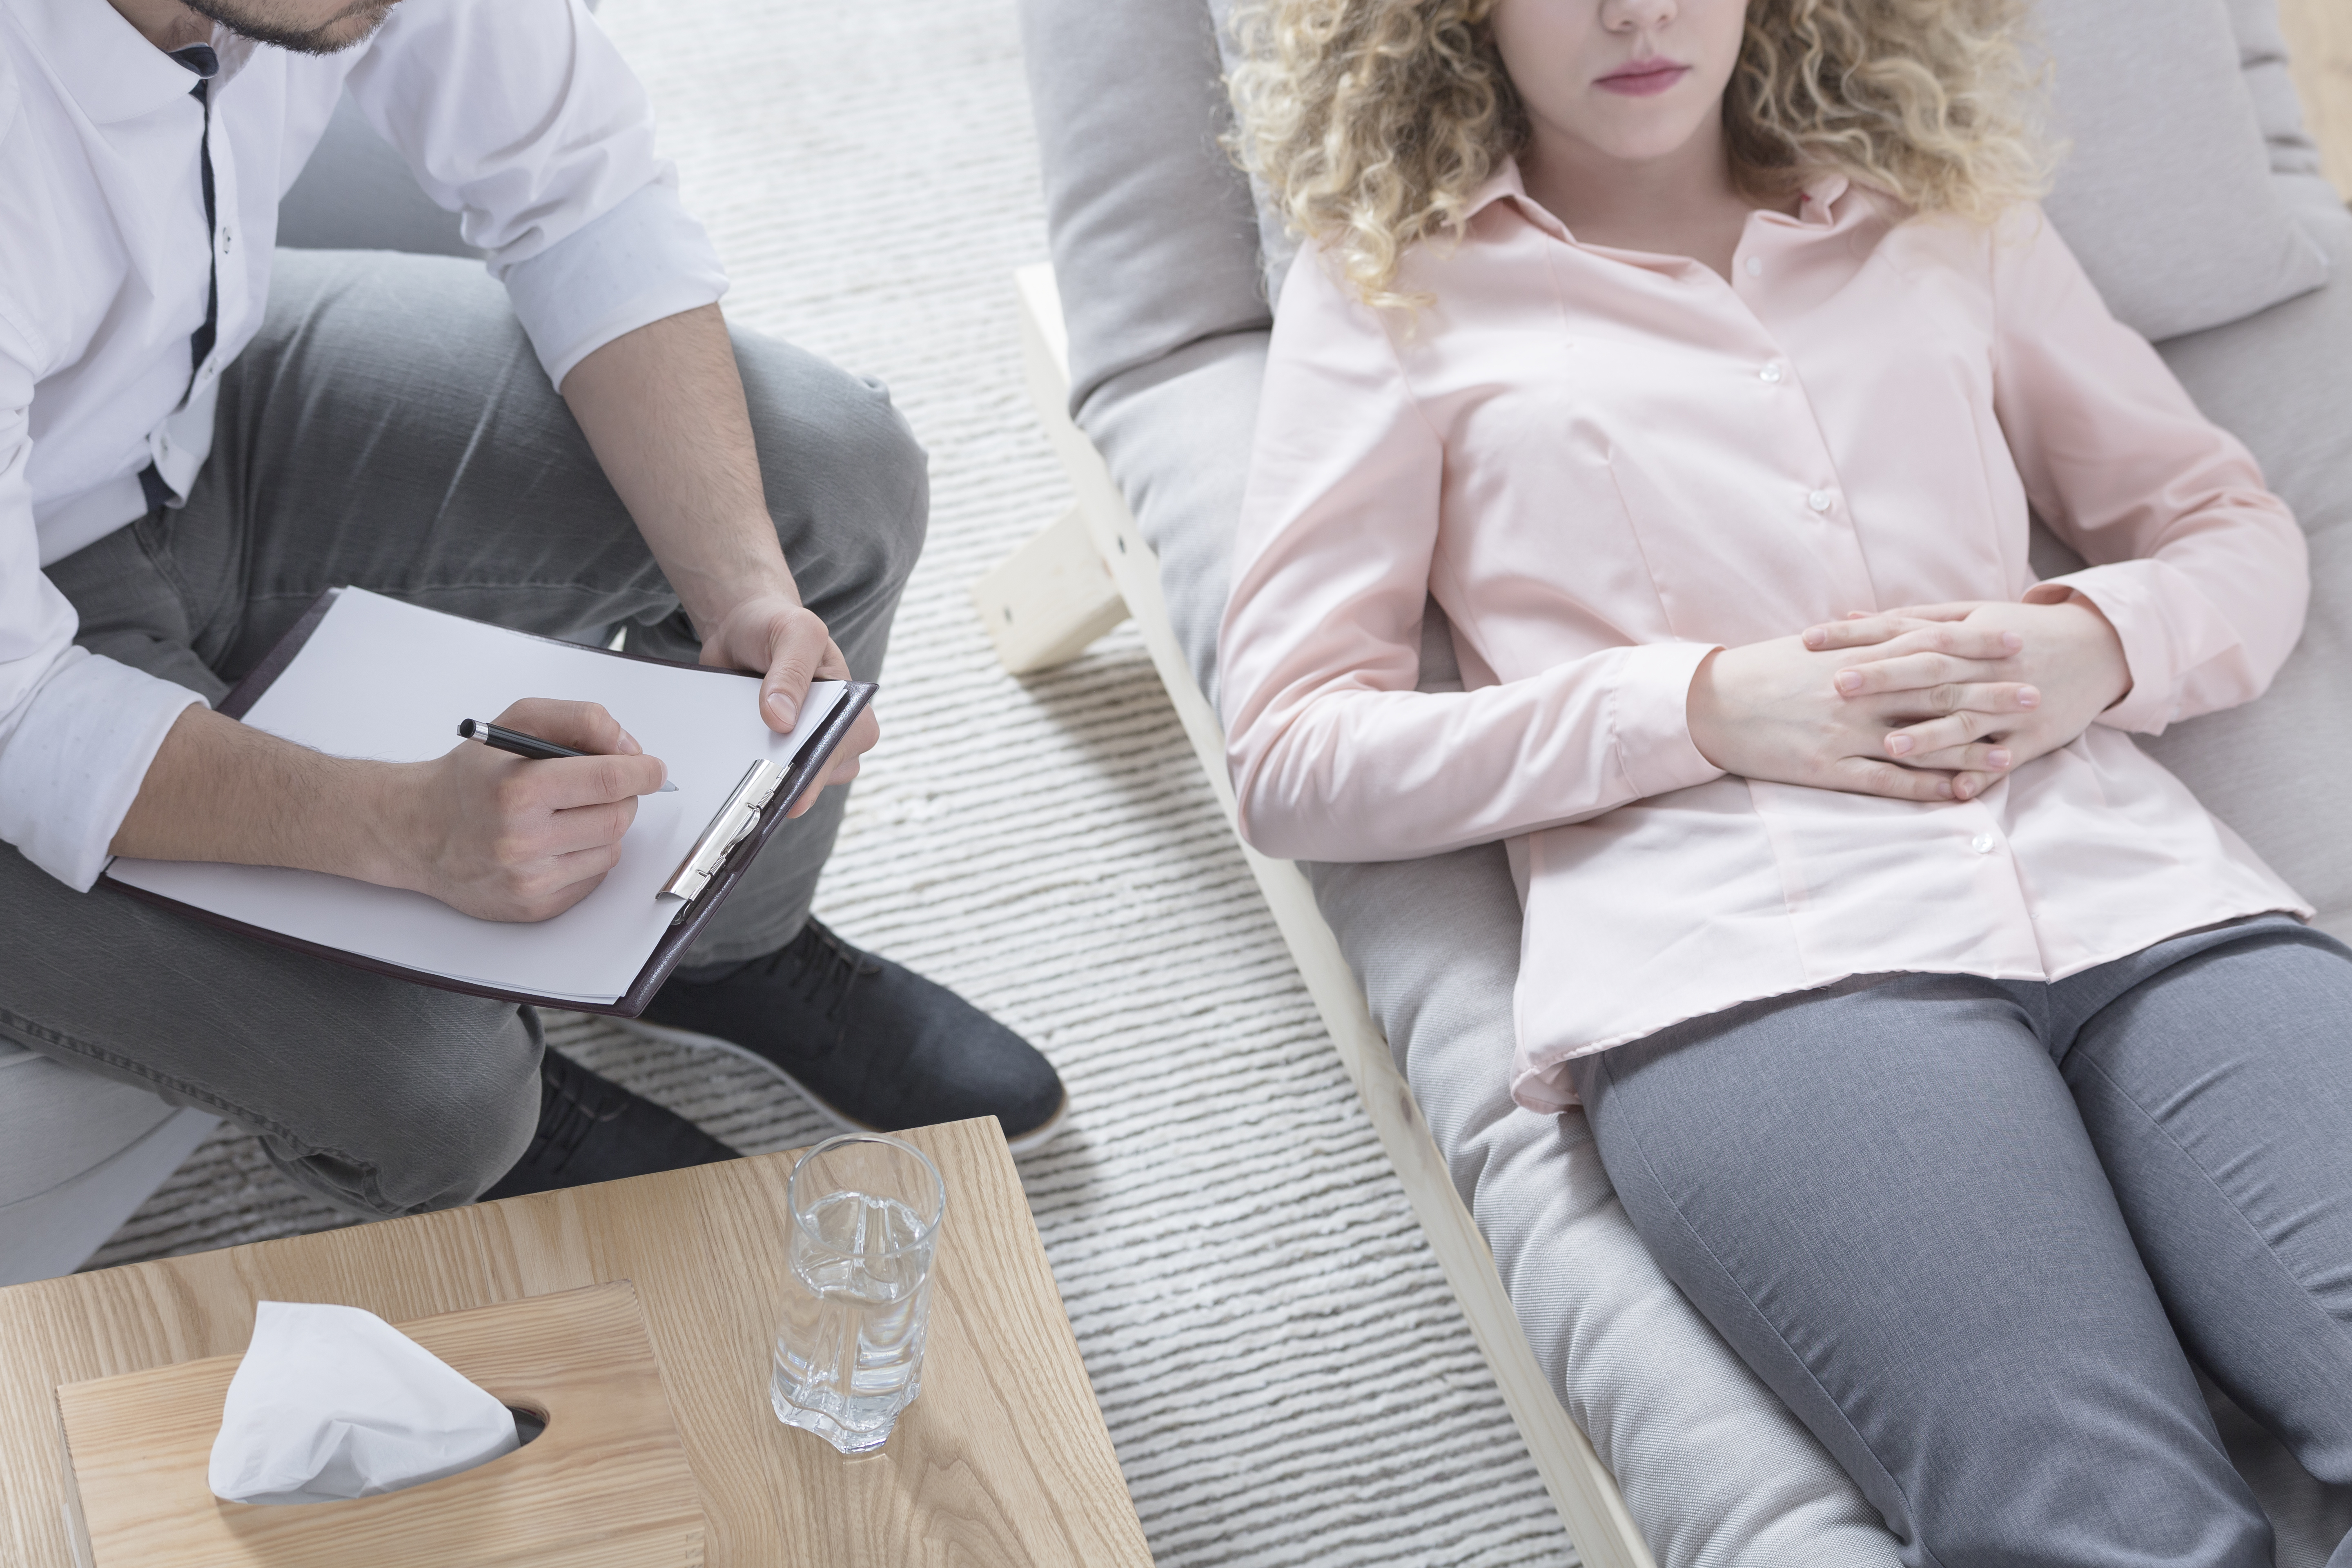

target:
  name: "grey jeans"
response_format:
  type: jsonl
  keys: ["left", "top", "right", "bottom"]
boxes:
{"left": 0, "top": 249, "right": 924, "bottom": 1218}
{"left": 1570, "top": 913, "right": 2352, "bottom": 1568}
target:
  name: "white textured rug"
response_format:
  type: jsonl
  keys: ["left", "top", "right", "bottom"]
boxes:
{"left": 92, "top": 2, "right": 1577, "bottom": 1562}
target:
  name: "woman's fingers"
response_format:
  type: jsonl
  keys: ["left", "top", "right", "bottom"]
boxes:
{"left": 1833, "top": 647, "right": 2034, "bottom": 698}
{"left": 1827, "top": 756, "right": 1958, "bottom": 802}
{"left": 1804, "top": 605, "right": 2004, "bottom": 654}
{"left": 1880, "top": 700, "right": 2034, "bottom": 760}
{"left": 1879, "top": 622, "right": 2023, "bottom": 664}
{"left": 1881, "top": 602, "right": 1992, "bottom": 623}
{"left": 1814, "top": 621, "right": 2022, "bottom": 665}
{"left": 1831, "top": 756, "right": 2004, "bottom": 804}
{"left": 1899, "top": 740, "right": 2014, "bottom": 775}
{"left": 1803, "top": 612, "right": 1936, "bottom": 651}
{"left": 1803, "top": 613, "right": 1909, "bottom": 651}
{"left": 1882, "top": 709, "right": 1991, "bottom": 758}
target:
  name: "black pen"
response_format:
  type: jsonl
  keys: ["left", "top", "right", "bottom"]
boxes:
{"left": 457, "top": 718, "right": 677, "bottom": 791}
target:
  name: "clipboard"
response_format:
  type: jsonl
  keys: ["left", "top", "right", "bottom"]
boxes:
{"left": 102, "top": 588, "right": 876, "bottom": 1018}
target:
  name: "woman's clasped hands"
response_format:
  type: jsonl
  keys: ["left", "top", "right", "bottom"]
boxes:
{"left": 1686, "top": 595, "right": 2132, "bottom": 802}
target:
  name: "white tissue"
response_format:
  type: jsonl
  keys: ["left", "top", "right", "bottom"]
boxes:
{"left": 207, "top": 1301, "right": 520, "bottom": 1505}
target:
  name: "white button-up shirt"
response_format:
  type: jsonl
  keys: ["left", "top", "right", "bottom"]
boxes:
{"left": 0, "top": 0, "right": 728, "bottom": 889}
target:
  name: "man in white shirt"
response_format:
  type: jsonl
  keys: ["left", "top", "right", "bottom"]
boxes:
{"left": 0, "top": 0, "right": 1066, "bottom": 1216}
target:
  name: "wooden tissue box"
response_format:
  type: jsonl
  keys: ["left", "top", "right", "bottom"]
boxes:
{"left": 53, "top": 1281, "right": 705, "bottom": 1568}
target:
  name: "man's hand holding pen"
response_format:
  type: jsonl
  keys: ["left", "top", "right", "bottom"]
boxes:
{"left": 386, "top": 698, "right": 670, "bottom": 922}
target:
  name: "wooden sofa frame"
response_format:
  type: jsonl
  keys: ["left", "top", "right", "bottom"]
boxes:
{"left": 976, "top": 265, "right": 1657, "bottom": 1568}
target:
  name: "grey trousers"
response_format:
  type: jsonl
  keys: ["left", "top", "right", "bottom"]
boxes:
{"left": 1570, "top": 913, "right": 2352, "bottom": 1568}
{"left": 0, "top": 250, "right": 925, "bottom": 1218}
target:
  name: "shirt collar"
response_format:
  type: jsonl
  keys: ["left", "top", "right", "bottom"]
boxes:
{"left": 1464, "top": 158, "right": 1560, "bottom": 238}
{"left": 1466, "top": 157, "right": 1860, "bottom": 243}
{"left": 1787, "top": 173, "right": 1853, "bottom": 224}
{"left": 5, "top": 0, "right": 239, "bottom": 124}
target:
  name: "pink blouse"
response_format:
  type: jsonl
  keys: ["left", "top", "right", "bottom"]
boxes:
{"left": 1218, "top": 163, "right": 2311, "bottom": 1113}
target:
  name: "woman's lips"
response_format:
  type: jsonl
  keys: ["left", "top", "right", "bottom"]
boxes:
{"left": 1597, "top": 61, "right": 1690, "bottom": 96}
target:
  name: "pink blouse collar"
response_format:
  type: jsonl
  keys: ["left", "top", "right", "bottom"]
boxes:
{"left": 1464, "top": 157, "right": 1857, "bottom": 244}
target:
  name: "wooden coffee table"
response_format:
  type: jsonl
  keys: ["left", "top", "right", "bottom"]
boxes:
{"left": 0, "top": 1117, "right": 1152, "bottom": 1567}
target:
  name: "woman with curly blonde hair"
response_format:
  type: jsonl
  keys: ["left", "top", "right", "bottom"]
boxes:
{"left": 1218, "top": 1, "right": 2348, "bottom": 1560}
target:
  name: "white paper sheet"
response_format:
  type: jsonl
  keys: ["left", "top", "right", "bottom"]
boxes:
{"left": 107, "top": 589, "right": 848, "bottom": 1004}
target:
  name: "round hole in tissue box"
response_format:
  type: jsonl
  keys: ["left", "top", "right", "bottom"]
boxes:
{"left": 208, "top": 1301, "right": 532, "bottom": 1505}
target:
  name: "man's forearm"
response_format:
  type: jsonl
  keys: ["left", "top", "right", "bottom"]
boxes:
{"left": 109, "top": 704, "right": 395, "bottom": 877}
{"left": 558, "top": 303, "right": 861, "bottom": 744}
{"left": 107, "top": 698, "right": 665, "bottom": 921}
{"left": 560, "top": 304, "right": 791, "bottom": 637}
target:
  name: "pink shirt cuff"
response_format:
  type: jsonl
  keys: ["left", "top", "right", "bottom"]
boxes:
{"left": 2028, "top": 568, "right": 2177, "bottom": 734}
{"left": 1612, "top": 640, "right": 1726, "bottom": 799}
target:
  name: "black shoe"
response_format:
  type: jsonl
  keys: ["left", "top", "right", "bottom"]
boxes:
{"left": 628, "top": 918, "right": 1068, "bottom": 1152}
{"left": 479, "top": 1048, "right": 739, "bottom": 1201}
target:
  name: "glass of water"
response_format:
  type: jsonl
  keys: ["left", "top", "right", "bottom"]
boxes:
{"left": 770, "top": 1133, "right": 947, "bottom": 1453}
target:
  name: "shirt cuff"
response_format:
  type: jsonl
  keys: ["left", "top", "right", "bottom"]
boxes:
{"left": 2027, "top": 566, "right": 2178, "bottom": 734}
{"left": 498, "top": 182, "right": 731, "bottom": 388}
{"left": 1612, "top": 640, "right": 1726, "bottom": 799}
{"left": 0, "top": 650, "right": 206, "bottom": 891}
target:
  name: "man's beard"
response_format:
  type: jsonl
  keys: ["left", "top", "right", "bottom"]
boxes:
{"left": 177, "top": 0, "right": 401, "bottom": 56}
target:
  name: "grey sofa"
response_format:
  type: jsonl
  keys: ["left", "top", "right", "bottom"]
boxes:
{"left": 1018, "top": 0, "right": 2352, "bottom": 1560}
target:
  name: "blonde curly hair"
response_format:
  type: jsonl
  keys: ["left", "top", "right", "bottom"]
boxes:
{"left": 1226, "top": 0, "right": 2051, "bottom": 306}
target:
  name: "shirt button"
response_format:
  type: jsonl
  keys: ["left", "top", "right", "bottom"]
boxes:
{"left": 1807, "top": 490, "right": 1833, "bottom": 512}
{"left": 1744, "top": 256, "right": 1763, "bottom": 277}
{"left": 1971, "top": 833, "right": 1996, "bottom": 855}
{"left": 1760, "top": 362, "right": 1783, "bottom": 383}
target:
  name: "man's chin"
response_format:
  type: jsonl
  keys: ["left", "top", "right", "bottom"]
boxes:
{"left": 183, "top": 0, "right": 402, "bottom": 56}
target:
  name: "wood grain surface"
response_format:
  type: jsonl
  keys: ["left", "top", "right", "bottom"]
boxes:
{"left": 57, "top": 1283, "right": 704, "bottom": 1568}
{"left": 0, "top": 1119, "right": 1151, "bottom": 1568}
{"left": 2282, "top": 0, "right": 2352, "bottom": 198}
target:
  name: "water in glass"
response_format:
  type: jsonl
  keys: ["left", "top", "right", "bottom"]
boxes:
{"left": 771, "top": 1148, "right": 942, "bottom": 1452}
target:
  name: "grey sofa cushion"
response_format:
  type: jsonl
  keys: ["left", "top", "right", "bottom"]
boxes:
{"left": 2230, "top": 0, "right": 2332, "bottom": 180}
{"left": 2147, "top": 197, "right": 2352, "bottom": 939}
{"left": 1085, "top": 336, "right": 1266, "bottom": 704}
{"left": 1023, "top": 0, "right": 1270, "bottom": 418}
{"left": 2037, "top": 0, "right": 2330, "bottom": 341}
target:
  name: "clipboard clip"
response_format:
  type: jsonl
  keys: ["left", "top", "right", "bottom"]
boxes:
{"left": 661, "top": 758, "right": 790, "bottom": 907}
